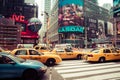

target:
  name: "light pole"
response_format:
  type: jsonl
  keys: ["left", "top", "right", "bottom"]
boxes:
{"left": 114, "top": 18, "right": 117, "bottom": 47}
{"left": 84, "top": 16, "right": 88, "bottom": 48}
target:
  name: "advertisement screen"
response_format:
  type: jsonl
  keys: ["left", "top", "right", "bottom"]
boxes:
{"left": 113, "top": 0, "right": 120, "bottom": 7}
{"left": 117, "top": 21, "right": 120, "bottom": 34}
{"left": 98, "top": 20, "right": 106, "bottom": 39}
{"left": 58, "top": 0, "right": 84, "bottom": 30}
{"left": 107, "top": 22, "right": 114, "bottom": 35}
{"left": 113, "top": 0, "right": 120, "bottom": 17}
{"left": 87, "top": 18, "right": 97, "bottom": 38}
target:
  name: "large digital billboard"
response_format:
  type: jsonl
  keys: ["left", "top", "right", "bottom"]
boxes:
{"left": 87, "top": 18, "right": 97, "bottom": 38}
{"left": 58, "top": 0, "right": 84, "bottom": 33}
{"left": 113, "top": 0, "right": 120, "bottom": 17}
{"left": 116, "top": 21, "right": 120, "bottom": 34}
{"left": 107, "top": 22, "right": 114, "bottom": 35}
{"left": 98, "top": 20, "right": 106, "bottom": 39}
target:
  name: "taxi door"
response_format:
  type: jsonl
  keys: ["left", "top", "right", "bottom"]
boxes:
{"left": 64, "top": 48, "right": 74, "bottom": 59}
{"left": 14, "top": 50, "right": 30, "bottom": 60}
{"left": 56, "top": 49, "right": 67, "bottom": 59}
{"left": 112, "top": 51, "right": 120, "bottom": 60}
{"left": 28, "top": 50, "right": 41, "bottom": 61}
{"left": 103, "top": 49, "right": 114, "bottom": 60}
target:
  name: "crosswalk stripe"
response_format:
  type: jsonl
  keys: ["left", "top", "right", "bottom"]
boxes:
{"left": 60, "top": 67, "right": 120, "bottom": 78}
{"left": 56, "top": 65, "right": 120, "bottom": 73}
{"left": 55, "top": 62, "right": 118, "bottom": 70}
{"left": 54, "top": 60, "right": 120, "bottom": 80}
{"left": 74, "top": 72, "right": 120, "bottom": 80}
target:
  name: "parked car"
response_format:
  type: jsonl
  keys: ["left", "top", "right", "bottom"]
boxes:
{"left": 10, "top": 48, "right": 62, "bottom": 66}
{"left": 45, "top": 47, "right": 83, "bottom": 60}
{"left": 82, "top": 48, "right": 120, "bottom": 62}
{"left": 0, "top": 52, "right": 47, "bottom": 80}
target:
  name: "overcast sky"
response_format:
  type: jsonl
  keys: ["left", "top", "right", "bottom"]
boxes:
{"left": 98, "top": 0, "right": 113, "bottom": 6}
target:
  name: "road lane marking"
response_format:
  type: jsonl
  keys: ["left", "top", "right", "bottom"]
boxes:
{"left": 49, "top": 67, "right": 52, "bottom": 80}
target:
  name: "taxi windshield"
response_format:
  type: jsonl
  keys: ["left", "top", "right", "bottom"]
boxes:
{"left": 90, "top": 49, "right": 99, "bottom": 53}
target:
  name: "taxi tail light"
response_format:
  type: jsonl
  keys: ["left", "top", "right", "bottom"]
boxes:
{"left": 88, "top": 54, "right": 93, "bottom": 57}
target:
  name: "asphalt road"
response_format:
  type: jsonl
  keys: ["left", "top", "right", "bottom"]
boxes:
{"left": 42, "top": 67, "right": 64, "bottom": 80}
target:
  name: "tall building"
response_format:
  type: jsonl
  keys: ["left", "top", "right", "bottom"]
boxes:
{"left": 88, "top": 0, "right": 98, "bottom": 4}
{"left": 113, "top": 0, "right": 120, "bottom": 47}
{"left": 46, "top": 0, "right": 113, "bottom": 48}
{"left": 0, "top": 18, "right": 21, "bottom": 50}
{"left": 44, "top": 0, "right": 51, "bottom": 31}
{"left": 47, "top": 0, "right": 59, "bottom": 45}
{"left": 0, "top": 0, "right": 38, "bottom": 20}
{"left": 0, "top": 0, "right": 41, "bottom": 48}
{"left": 103, "top": 3, "right": 112, "bottom": 10}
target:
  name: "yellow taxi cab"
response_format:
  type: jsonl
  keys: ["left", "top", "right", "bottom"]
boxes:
{"left": 34, "top": 45, "right": 51, "bottom": 52}
{"left": 82, "top": 48, "right": 120, "bottom": 62}
{"left": 10, "top": 48, "right": 62, "bottom": 66}
{"left": 47, "top": 48, "right": 83, "bottom": 60}
{"left": 0, "top": 47, "right": 11, "bottom": 53}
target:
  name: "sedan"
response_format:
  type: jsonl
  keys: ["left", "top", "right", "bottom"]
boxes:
{"left": 82, "top": 48, "right": 120, "bottom": 62}
{"left": 45, "top": 48, "right": 83, "bottom": 60}
{"left": 0, "top": 52, "right": 47, "bottom": 80}
{"left": 10, "top": 48, "right": 62, "bottom": 66}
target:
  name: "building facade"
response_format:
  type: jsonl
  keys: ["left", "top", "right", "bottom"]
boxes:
{"left": 113, "top": 0, "right": 120, "bottom": 47}
{"left": 0, "top": 0, "right": 41, "bottom": 47}
{"left": 47, "top": 0, "right": 59, "bottom": 46}
{"left": 0, "top": 0, "right": 38, "bottom": 20}
{"left": 46, "top": 0, "right": 113, "bottom": 48}
{"left": 0, "top": 18, "right": 21, "bottom": 50}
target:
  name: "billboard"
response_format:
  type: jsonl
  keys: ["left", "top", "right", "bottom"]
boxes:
{"left": 87, "top": 18, "right": 97, "bottom": 38}
{"left": 113, "top": 0, "right": 120, "bottom": 17}
{"left": 98, "top": 20, "right": 106, "bottom": 39}
{"left": 58, "top": 0, "right": 84, "bottom": 32}
{"left": 107, "top": 22, "right": 114, "bottom": 35}
{"left": 116, "top": 21, "right": 120, "bottom": 34}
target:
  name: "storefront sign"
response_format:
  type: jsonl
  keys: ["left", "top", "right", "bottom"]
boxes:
{"left": 11, "top": 14, "right": 25, "bottom": 22}
{"left": 58, "top": 26, "right": 84, "bottom": 33}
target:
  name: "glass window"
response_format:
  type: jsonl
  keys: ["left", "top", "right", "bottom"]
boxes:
{"left": 35, "top": 47, "right": 39, "bottom": 50}
{"left": 15, "top": 50, "right": 27, "bottom": 55}
{"left": 29, "top": 50, "right": 39, "bottom": 55}
{"left": 103, "top": 49, "right": 111, "bottom": 53}
{"left": 0, "top": 55, "right": 13, "bottom": 64}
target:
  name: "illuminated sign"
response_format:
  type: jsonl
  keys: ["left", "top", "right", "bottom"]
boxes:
{"left": 58, "top": 26, "right": 84, "bottom": 33}
{"left": 58, "top": 0, "right": 84, "bottom": 27}
{"left": 11, "top": 14, "right": 25, "bottom": 22}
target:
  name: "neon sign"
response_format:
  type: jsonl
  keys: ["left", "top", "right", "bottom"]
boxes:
{"left": 11, "top": 14, "right": 25, "bottom": 22}
{"left": 58, "top": 26, "right": 84, "bottom": 33}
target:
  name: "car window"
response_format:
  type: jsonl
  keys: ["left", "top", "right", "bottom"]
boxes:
{"left": 35, "top": 47, "right": 39, "bottom": 50}
{"left": 56, "top": 49, "right": 64, "bottom": 52}
{"left": 65, "top": 48, "right": 72, "bottom": 52}
{"left": 0, "top": 55, "right": 13, "bottom": 64}
{"left": 15, "top": 50, "right": 27, "bottom": 55}
{"left": 29, "top": 50, "right": 39, "bottom": 55}
{"left": 103, "top": 49, "right": 111, "bottom": 53}
{"left": 91, "top": 49, "right": 99, "bottom": 53}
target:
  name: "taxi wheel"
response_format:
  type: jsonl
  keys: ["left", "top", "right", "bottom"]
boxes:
{"left": 22, "top": 69, "right": 38, "bottom": 80}
{"left": 46, "top": 59, "right": 55, "bottom": 66}
{"left": 99, "top": 57, "right": 105, "bottom": 63}
{"left": 77, "top": 55, "right": 81, "bottom": 60}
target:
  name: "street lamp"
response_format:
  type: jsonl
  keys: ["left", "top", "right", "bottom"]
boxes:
{"left": 113, "top": 18, "right": 117, "bottom": 47}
